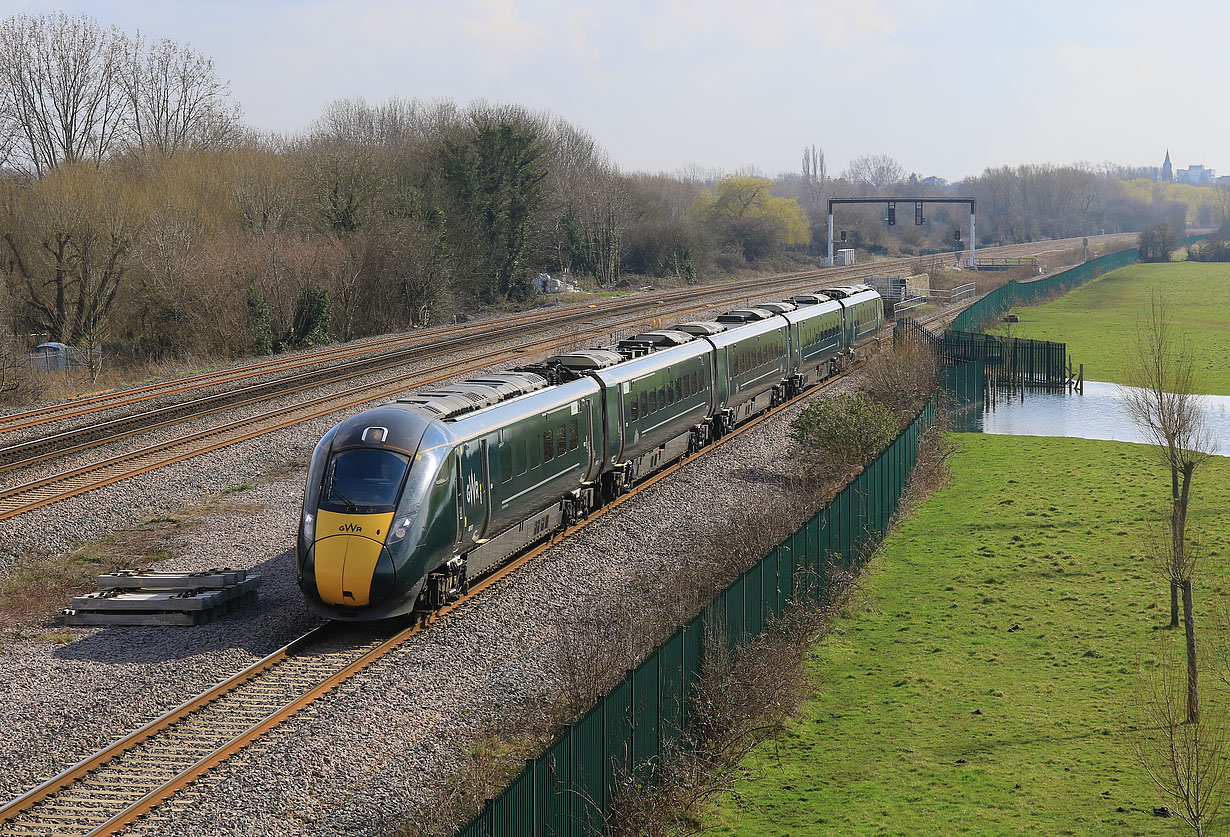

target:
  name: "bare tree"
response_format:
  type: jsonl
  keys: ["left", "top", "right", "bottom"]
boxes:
{"left": 844, "top": 153, "right": 905, "bottom": 192}
{"left": 0, "top": 12, "right": 128, "bottom": 175}
{"left": 119, "top": 35, "right": 241, "bottom": 155}
{"left": 1123, "top": 295, "right": 1217, "bottom": 721}
{"left": 1131, "top": 633, "right": 1227, "bottom": 836}
{"left": 0, "top": 164, "right": 137, "bottom": 345}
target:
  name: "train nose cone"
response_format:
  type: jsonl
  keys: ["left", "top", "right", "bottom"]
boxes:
{"left": 312, "top": 511, "right": 395, "bottom": 607}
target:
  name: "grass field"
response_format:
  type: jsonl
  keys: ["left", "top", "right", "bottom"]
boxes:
{"left": 707, "top": 434, "right": 1230, "bottom": 835}
{"left": 989, "top": 262, "right": 1230, "bottom": 395}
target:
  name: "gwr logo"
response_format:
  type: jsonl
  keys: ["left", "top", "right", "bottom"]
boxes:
{"left": 339, "top": 523, "right": 363, "bottom": 533}
{"left": 465, "top": 471, "right": 483, "bottom": 506}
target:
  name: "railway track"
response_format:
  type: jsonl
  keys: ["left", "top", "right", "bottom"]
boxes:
{"left": 0, "top": 232, "right": 1121, "bottom": 455}
{"left": 0, "top": 264, "right": 844, "bottom": 441}
{"left": 0, "top": 233, "right": 1109, "bottom": 518}
{"left": 0, "top": 258, "right": 940, "bottom": 518}
{"left": 0, "top": 360, "right": 870, "bottom": 835}
{"left": 0, "top": 307, "right": 963, "bottom": 836}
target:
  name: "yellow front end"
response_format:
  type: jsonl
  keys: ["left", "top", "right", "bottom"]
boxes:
{"left": 312, "top": 510, "right": 395, "bottom": 607}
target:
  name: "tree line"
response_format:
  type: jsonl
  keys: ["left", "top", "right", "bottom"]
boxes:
{"left": 0, "top": 11, "right": 1218, "bottom": 379}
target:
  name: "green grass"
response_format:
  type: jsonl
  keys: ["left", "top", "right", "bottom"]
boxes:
{"left": 989, "top": 262, "right": 1230, "bottom": 394}
{"left": 707, "top": 434, "right": 1230, "bottom": 835}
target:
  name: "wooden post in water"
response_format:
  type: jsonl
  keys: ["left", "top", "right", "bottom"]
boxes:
{"left": 1078, "top": 363, "right": 1083, "bottom": 395}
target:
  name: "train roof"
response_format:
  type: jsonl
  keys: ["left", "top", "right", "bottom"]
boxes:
{"left": 394, "top": 371, "right": 551, "bottom": 421}
{"left": 589, "top": 337, "right": 714, "bottom": 387}
{"left": 716, "top": 308, "right": 774, "bottom": 324}
{"left": 674, "top": 321, "right": 726, "bottom": 336}
{"left": 615, "top": 329, "right": 697, "bottom": 359}
{"left": 442, "top": 375, "right": 603, "bottom": 441}
{"left": 757, "top": 301, "right": 797, "bottom": 314}
{"left": 818, "top": 284, "right": 875, "bottom": 300}
{"left": 545, "top": 349, "right": 625, "bottom": 371}
{"left": 787, "top": 293, "right": 832, "bottom": 306}
{"left": 705, "top": 313, "right": 790, "bottom": 348}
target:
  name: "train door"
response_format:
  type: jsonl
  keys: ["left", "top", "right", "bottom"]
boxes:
{"left": 790, "top": 320, "right": 802, "bottom": 371}
{"left": 456, "top": 438, "right": 490, "bottom": 544}
{"left": 582, "top": 397, "right": 599, "bottom": 481}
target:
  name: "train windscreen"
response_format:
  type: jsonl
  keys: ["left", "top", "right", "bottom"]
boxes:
{"left": 322, "top": 449, "right": 410, "bottom": 512}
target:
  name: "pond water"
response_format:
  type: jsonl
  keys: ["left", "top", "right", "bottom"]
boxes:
{"left": 955, "top": 380, "right": 1230, "bottom": 455}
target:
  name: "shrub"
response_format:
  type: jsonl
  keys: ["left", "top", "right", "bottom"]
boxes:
{"left": 790, "top": 393, "right": 896, "bottom": 484}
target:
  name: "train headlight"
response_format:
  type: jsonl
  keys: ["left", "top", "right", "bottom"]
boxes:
{"left": 387, "top": 517, "right": 415, "bottom": 544}
{"left": 302, "top": 511, "right": 316, "bottom": 542}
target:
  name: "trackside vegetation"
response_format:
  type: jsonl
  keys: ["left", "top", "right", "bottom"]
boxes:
{"left": 706, "top": 434, "right": 1230, "bottom": 835}
{"left": 991, "top": 263, "right": 1230, "bottom": 395}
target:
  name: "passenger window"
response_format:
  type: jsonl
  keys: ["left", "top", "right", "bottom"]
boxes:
{"left": 640, "top": 391, "right": 649, "bottom": 417}
{"left": 568, "top": 419, "right": 579, "bottom": 451}
{"left": 666, "top": 383, "right": 674, "bottom": 406}
{"left": 543, "top": 429, "right": 554, "bottom": 462}
{"left": 530, "top": 433, "right": 541, "bottom": 469}
{"left": 683, "top": 375, "right": 691, "bottom": 398}
{"left": 515, "top": 440, "right": 527, "bottom": 475}
{"left": 499, "top": 443, "right": 513, "bottom": 483}
{"left": 675, "top": 379, "right": 682, "bottom": 402}
{"left": 648, "top": 389, "right": 657, "bottom": 413}
{"left": 692, "top": 371, "right": 700, "bottom": 392}
{"left": 658, "top": 387, "right": 666, "bottom": 409}
{"left": 555, "top": 424, "right": 566, "bottom": 457}
{"left": 630, "top": 393, "right": 638, "bottom": 421}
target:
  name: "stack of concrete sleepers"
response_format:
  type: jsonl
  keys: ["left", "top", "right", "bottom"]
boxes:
{"left": 64, "top": 569, "right": 261, "bottom": 626}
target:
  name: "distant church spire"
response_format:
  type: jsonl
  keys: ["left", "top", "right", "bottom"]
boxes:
{"left": 1162, "top": 150, "right": 1173, "bottom": 182}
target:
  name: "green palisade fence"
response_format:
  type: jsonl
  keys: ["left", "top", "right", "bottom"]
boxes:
{"left": 948, "top": 235, "right": 1208, "bottom": 334}
{"left": 456, "top": 396, "right": 940, "bottom": 837}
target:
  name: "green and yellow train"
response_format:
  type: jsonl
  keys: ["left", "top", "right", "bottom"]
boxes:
{"left": 297, "top": 285, "right": 883, "bottom": 620}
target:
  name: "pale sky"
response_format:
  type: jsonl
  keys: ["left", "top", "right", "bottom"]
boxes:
{"left": 6, "top": 0, "right": 1227, "bottom": 181}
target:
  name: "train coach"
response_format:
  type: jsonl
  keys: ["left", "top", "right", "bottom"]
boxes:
{"left": 297, "top": 285, "right": 883, "bottom": 620}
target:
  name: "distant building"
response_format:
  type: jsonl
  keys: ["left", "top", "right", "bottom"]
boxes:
{"left": 1177, "top": 164, "right": 1215, "bottom": 185}
{"left": 1161, "top": 150, "right": 1173, "bottom": 182}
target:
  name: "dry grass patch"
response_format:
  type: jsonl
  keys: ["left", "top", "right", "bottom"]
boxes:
{"left": 0, "top": 470, "right": 288, "bottom": 630}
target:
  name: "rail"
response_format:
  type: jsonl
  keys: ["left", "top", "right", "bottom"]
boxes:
{"left": 0, "top": 307, "right": 965, "bottom": 836}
